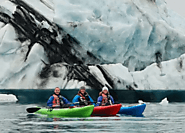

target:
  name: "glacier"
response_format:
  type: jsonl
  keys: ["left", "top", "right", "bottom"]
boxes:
{"left": 54, "top": 0, "right": 185, "bottom": 71}
{"left": 0, "top": 0, "right": 185, "bottom": 90}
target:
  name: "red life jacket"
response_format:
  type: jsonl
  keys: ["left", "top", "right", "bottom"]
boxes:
{"left": 52, "top": 94, "right": 60, "bottom": 107}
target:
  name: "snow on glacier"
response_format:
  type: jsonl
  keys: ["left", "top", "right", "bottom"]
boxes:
{"left": 53, "top": 0, "right": 185, "bottom": 71}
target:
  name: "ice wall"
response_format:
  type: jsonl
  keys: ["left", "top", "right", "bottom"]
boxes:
{"left": 54, "top": 0, "right": 185, "bottom": 71}
{"left": 0, "top": 0, "right": 185, "bottom": 90}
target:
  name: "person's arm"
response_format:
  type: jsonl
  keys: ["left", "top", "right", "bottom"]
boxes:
{"left": 110, "top": 96, "right": 114, "bottom": 104}
{"left": 62, "top": 96, "right": 70, "bottom": 104}
{"left": 96, "top": 96, "right": 102, "bottom": 106}
{"left": 72, "top": 95, "right": 80, "bottom": 103}
{"left": 62, "top": 96, "right": 75, "bottom": 106}
{"left": 72, "top": 95, "right": 80, "bottom": 106}
{"left": 88, "top": 96, "right": 95, "bottom": 105}
{"left": 47, "top": 96, "right": 54, "bottom": 107}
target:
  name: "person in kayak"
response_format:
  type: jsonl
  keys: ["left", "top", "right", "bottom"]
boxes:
{"left": 47, "top": 87, "right": 74, "bottom": 108}
{"left": 96, "top": 86, "right": 114, "bottom": 106}
{"left": 72, "top": 86, "right": 95, "bottom": 106}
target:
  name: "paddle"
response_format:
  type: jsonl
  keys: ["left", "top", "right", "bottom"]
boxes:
{"left": 26, "top": 102, "right": 80, "bottom": 113}
{"left": 26, "top": 107, "right": 41, "bottom": 113}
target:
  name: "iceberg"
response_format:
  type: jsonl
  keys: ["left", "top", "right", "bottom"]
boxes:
{"left": 0, "top": 0, "right": 185, "bottom": 90}
{"left": 0, "top": 94, "right": 18, "bottom": 102}
{"left": 159, "top": 97, "right": 169, "bottom": 105}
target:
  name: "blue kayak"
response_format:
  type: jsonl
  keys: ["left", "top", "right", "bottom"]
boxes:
{"left": 118, "top": 103, "right": 146, "bottom": 116}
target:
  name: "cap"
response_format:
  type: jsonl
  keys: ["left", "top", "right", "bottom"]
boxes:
{"left": 80, "top": 86, "right": 86, "bottom": 90}
{"left": 102, "top": 86, "right": 108, "bottom": 91}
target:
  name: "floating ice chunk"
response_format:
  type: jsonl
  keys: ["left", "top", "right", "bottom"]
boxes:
{"left": 0, "top": 94, "right": 18, "bottom": 102}
{"left": 138, "top": 100, "right": 145, "bottom": 104}
{"left": 159, "top": 97, "right": 169, "bottom": 105}
{"left": 138, "top": 100, "right": 150, "bottom": 104}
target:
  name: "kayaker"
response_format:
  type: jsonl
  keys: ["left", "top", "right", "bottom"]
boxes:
{"left": 96, "top": 86, "right": 114, "bottom": 106}
{"left": 47, "top": 87, "right": 74, "bottom": 108}
{"left": 72, "top": 86, "right": 95, "bottom": 106}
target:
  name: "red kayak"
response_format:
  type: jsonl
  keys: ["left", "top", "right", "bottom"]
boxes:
{"left": 91, "top": 104, "right": 122, "bottom": 116}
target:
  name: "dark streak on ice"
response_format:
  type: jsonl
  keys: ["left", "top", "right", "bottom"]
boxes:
{"left": 96, "top": 65, "right": 114, "bottom": 89}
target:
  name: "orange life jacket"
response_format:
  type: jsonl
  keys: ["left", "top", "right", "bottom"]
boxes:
{"left": 78, "top": 92, "right": 90, "bottom": 105}
{"left": 99, "top": 92, "right": 111, "bottom": 106}
{"left": 102, "top": 93, "right": 108, "bottom": 105}
{"left": 52, "top": 94, "right": 60, "bottom": 107}
{"left": 79, "top": 93, "right": 86, "bottom": 100}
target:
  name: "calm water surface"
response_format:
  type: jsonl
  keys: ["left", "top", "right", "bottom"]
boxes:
{"left": 0, "top": 102, "right": 185, "bottom": 133}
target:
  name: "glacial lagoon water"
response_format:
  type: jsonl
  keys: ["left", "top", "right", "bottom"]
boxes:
{"left": 0, "top": 102, "right": 185, "bottom": 133}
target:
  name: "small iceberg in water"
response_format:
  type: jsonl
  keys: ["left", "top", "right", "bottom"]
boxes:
{"left": 138, "top": 100, "right": 150, "bottom": 104}
{"left": 0, "top": 94, "right": 18, "bottom": 102}
{"left": 138, "top": 100, "right": 145, "bottom": 104}
{"left": 159, "top": 97, "right": 169, "bottom": 105}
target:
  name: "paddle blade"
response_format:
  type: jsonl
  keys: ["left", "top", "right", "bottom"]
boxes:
{"left": 26, "top": 107, "right": 41, "bottom": 113}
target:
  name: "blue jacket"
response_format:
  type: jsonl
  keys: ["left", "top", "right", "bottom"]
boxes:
{"left": 47, "top": 95, "right": 73, "bottom": 107}
{"left": 96, "top": 95, "right": 114, "bottom": 106}
{"left": 72, "top": 95, "right": 95, "bottom": 106}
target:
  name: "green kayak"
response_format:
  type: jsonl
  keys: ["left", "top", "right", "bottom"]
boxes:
{"left": 35, "top": 105, "right": 94, "bottom": 117}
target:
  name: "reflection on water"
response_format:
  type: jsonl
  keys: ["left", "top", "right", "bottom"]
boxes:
{"left": 1, "top": 103, "right": 185, "bottom": 132}
{"left": 23, "top": 114, "right": 120, "bottom": 132}
{"left": 25, "top": 113, "right": 122, "bottom": 131}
